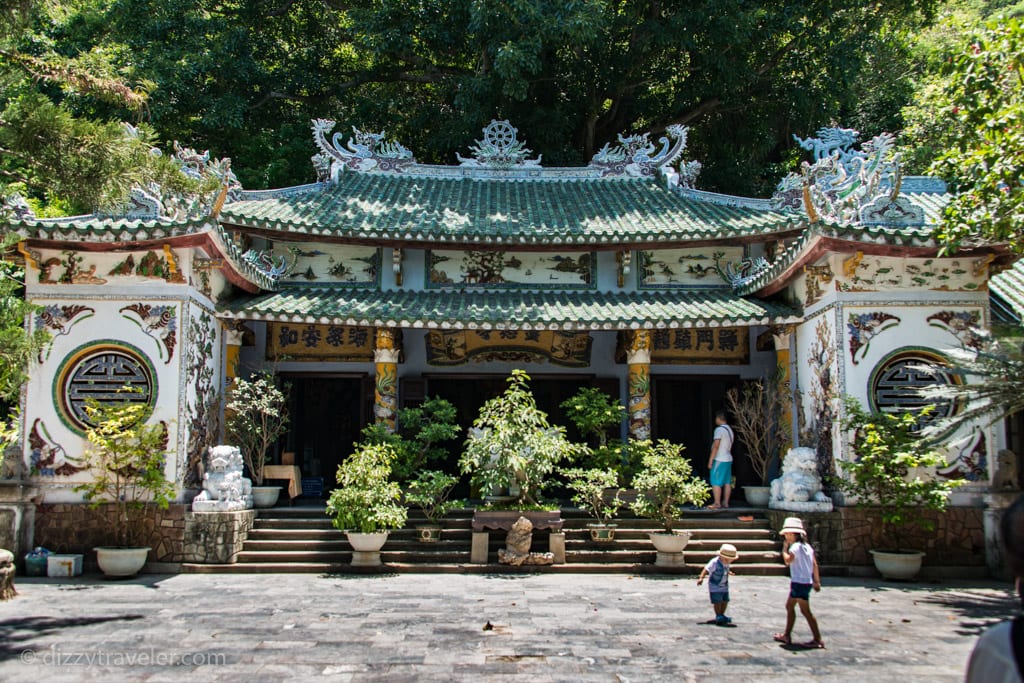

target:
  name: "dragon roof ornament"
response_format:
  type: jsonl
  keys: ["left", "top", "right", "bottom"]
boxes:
{"left": 588, "top": 124, "right": 699, "bottom": 183}
{"left": 457, "top": 120, "right": 542, "bottom": 168}
{"left": 240, "top": 247, "right": 299, "bottom": 282}
{"left": 771, "top": 126, "right": 924, "bottom": 227}
{"left": 311, "top": 120, "right": 416, "bottom": 179}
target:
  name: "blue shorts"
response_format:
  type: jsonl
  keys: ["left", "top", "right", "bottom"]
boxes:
{"left": 710, "top": 461, "right": 732, "bottom": 487}
{"left": 790, "top": 582, "right": 812, "bottom": 600}
{"left": 710, "top": 591, "right": 730, "bottom": 604}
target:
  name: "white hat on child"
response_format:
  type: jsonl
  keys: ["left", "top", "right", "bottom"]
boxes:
{"left": 779, "top": 517, "right": 805, "bottom": 535}
{"left": 718, "top": 543, "right": 739, "bottom": 560}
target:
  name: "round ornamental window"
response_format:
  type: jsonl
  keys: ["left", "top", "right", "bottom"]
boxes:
{"left": 55, "top": 342, "right": 156, "bottom": 435}
{"left": 868, "top": 348, "right": 958, "bottom": 433}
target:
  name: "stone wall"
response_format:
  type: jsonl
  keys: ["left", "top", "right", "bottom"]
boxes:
{"left": 34, "top": 503, "right": 187, "bottom": 566}
{"left": 766, "top": 507, "right": 986, "bottom": 570}
{"left": 0, "top": 482, "right": 40, "bottom": 561}
{"left": 182, "top": 510, "right": 255, "bottom": 564}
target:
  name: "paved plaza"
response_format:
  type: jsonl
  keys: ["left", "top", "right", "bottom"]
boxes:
{"left": 0, "top": 572, "right": 1017, "bottom": 681}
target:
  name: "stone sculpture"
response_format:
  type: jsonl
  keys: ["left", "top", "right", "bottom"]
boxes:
{"left": 769, "top": 446, "right": 833, "bottom": 512}
{"left": 497, "top": 516, "right": 554, "bottom": 566}
{"left": 0, "top": 548, "right": 15, "bottom": 600}
{"left": 992, "top": 449, "right": 1020, "bottom": 492}
{"left": 191, "top": 445, "right": 253, "bottom": 512}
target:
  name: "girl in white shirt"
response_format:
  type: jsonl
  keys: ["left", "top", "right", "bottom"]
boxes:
{"left": 773, "top": 516, "right": 824, "bottom": 649}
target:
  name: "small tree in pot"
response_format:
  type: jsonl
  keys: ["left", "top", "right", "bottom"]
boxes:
{"left": 562, "top": 467, "right": 623, "bottom": 541}
{"left": 560, "top": 387, "right": 636, "bottom": 485}
{"left": 225, "top": 372, "right": 289, "bottom": 506}
{"left": 835, "top": 397, "right": 963, "bottom": 580}
{"left": 725, "top": 367, "right": 791, "bottom": 505}
{"left": 73, "top": 391, "right": 174, "bottom": 577}
{"left": 326, "top": 442, "right": 408, "bottom": 566}
{"left": 630, "top": 440, "right": 710, "bottom": 565}
{"left": 405, "top": 469, "right": 462, "bottom": 542}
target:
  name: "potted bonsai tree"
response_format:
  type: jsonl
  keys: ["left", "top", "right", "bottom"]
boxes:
{"left": 630, "top": 439, "right": 711, "bottom": 566}
{"left": 405, "top": 469, "right": 463, "bottom": 542}
{"left": 460, "top": 370, "right": 585, "bottom": 513}
{"left": 73, "top": 391, "right": 174, "bottom": 577}
{"left": 225, "top": 371, "right": 289, "bottom": 507}
{"left": 360, "top": 396, "right": 461, "bottom": 483}
{"left": 835, "top": 397, "right": 963, "bottom": 580}
{"left": 560, "top": 387, "right": 634, "bottom": 485}
{"left": 326, "top": 442, "right": 408, "bottom": 566}
{"left": 562, "top": 467, "right": 623, "bottom": 541}
{"left": 725, "top": 368, "right": 791, "bottom": 506}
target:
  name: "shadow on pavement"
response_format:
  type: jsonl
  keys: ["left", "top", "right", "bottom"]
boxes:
{"left": 0, "top": 614, "right": 144, "bottom": 661}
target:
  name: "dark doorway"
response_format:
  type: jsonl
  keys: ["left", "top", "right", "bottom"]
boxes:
{"left": 281, "top": 374, "right": 369, "bottom": 488}
{"left": 652, "top": 375, "right": 752, "bottom": 486}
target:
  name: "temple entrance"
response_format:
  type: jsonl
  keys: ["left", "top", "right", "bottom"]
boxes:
{"left": 651, "top": 375, "right": 755, "bottom": 488}
{"left": 280, "top": 374, "right": 369, "bottom": 491}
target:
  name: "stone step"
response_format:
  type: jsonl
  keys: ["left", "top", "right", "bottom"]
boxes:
{"left": 183, "top": 561, "right": 790, "bottom": 576}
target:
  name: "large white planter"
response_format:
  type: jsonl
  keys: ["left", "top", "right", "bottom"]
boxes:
{"left": 650, "top": 531, "right": 691, "bottom": 567}
{"left": 346, "top": 531, "right": 389, "bottom": 566}
{"left": 252, "top": 486, "right": 281, "bottom": 508}
{"left": 95, "top": 547, "right": 150, "bottom": 577}
{"left": 870, "top": 549, "right": 925, "bottom": 580}
{"left": 742, "top": 486, "right": 771, "bottom": 507}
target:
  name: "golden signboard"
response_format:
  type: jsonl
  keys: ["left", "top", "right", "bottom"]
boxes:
{"left": 616, "top": 328, "right": 749, "bottom": 365}
{"left": 426, "top": 330, "right": 592, "bottom": 367}
{"left": 266, "top": 323, "right": 375, "bottom": 361}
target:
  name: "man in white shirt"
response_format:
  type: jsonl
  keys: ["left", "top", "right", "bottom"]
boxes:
{"left": 966, "top": 492, "right": 1024, "bottom": 682}
{"left": 706, "top": 410, "right": 734, "bottom": 509}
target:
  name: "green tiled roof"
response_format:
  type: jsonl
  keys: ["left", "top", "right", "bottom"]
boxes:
{"left": 991, "top": 260, "right": 1024, "bottom": 325}
{"left": 219, "top": 286, "right": 797, "bottom": 329}
{"left": 219, "top": 173, "right": 801, "bottom": 246}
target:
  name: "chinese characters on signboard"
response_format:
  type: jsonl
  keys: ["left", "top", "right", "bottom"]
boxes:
{"left": 616, "top": 328, "right": 749, "bottom": 364}
{"left": 266, "top": 323, "right": 375, "bottom": 361}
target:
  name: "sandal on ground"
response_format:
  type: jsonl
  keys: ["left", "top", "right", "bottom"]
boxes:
{"left": 773, "top": 633, "right": 791, "bottom": 644}
{"left": 706, "top": 504, "right": 721, "bottom": 510}
{"left": 801, "top": 640, "right": 825, "bottom": 649}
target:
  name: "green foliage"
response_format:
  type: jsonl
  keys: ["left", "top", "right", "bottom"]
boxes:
{"left": 630, "top": 440, "right": 710, "bottom": 533}
{"left": 560, "top": 386, "right": 634, "bottom": 483}
{"left": 460, "top": 369, "right": 585, "bottom": 507}
{"left": 835, "top": 397, "right": 963, "bottom": 550}
{"left": 561, "top": 466, "right": 622, "bottom": 525}
{"left": 326, "top": 442, "right": 408, "bottom": 534}
{"left": 404, "top": 469, "right": 462, "bottom": 525}
{"left": 224, "top": 372, "right": 289, "bottom": 486}
{"left": 926, "top": 19, "right": 1024, "bottom": 252}
{"left": 725, "top": 367, "right": 792, "bottom": 485}
{"left": 0, "top": 253, "right": 48, "bottom": 406}
{"left": 72, "top": 390, "right": 174, "bottom": 547}
{"left": 361, "top": 396, "right": 461, "bottom": 483}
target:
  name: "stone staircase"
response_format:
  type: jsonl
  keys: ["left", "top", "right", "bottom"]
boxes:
{"left": 182, "top": 505, "right": 786, "bottom": 574}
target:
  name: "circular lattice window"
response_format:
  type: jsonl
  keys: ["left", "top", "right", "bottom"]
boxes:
{"left": 54, "top": 342, "right": 157, "bottom": 435}
{"left": 868, "top": 348, "right": 958, "bottom": 432}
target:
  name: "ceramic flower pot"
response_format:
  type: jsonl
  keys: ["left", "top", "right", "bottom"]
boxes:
{"left": 95, "top": 547, "right": 150, "bottom": 577}
{"left": 588, "top": 523, "right": 618, "bottom": 542}
{"left": 870, "top": 549, "right": 925, "bottom": 580}
{"left": 742, "top": 485, "right": 771, "bottom": 507}
{"left": 252, "top": 486, "right": 281, "bottom": 508}
{"left": 346, "top": 531, "right": 389, "bottom": 566}
{"left": 417, "top": 525, "right": 442, "bottom": 543}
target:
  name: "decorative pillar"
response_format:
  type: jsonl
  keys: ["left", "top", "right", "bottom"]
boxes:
{"left": 772, "top": 324, "right": 797, "bottom": 445}
{"left": 374, "top": 328, "right": 401, "bottom": 432}
{"left": 626, "top": 329, "right": 652, "bottom": 441}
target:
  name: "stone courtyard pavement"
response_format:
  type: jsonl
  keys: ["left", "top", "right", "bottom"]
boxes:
{"left": 0, "top": 573, "right": 1017, "bottom": 682}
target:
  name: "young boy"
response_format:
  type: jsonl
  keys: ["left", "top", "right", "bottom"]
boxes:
{"left": 697, "top": 543, "right": 738, "bottom": 625}
{"left": 774, "top": 516, "right": 824, "bottom": 648}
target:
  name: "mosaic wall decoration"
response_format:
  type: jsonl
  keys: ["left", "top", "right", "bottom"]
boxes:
{"left": 427, "top": 250, "right": 594, "bottom": 289}
{"left": 426, "top": 330, "right": 592, "bottom": 367}
{"left": 120, "top": 303, "right": 178, "bottom": 364}
{"left": 847, "top": 312, "right": 900, "bottom": 365}
{"left": 107, "top": 249, "right": 184, "bottom": 283}
{"left": 615, "top": 328, "right": 749, "bottom": 365}
{"left": 267, "top": 323, "right": 375, "bottom": 361}
{"left": 837, "top": 255, "right": 983, "bottom": 292}
{"left": 271, "top": 243, "right": 380, "bottom": 285}
{"left": 28, "top": 418, "right": 81, "bottom": 477}
{"left": 637, "top": 247, "right": 743, "bottom": 289}
{"left": 39, "top": 250, "right": 107, "bottom": 285}
{"left": 806, "top": 317, "right": 837, "bottom": 482}
{"left": 927, "top": 310, "right": 984, "bottom": 349}
{"left": 868, "top": 349, "right": 957, "bottom": 433}
{"left": 54, "top": 341, "right": 157, "bottom": 435}
{"left": 34, "top": 304, "right": 94, "bottom": 361}
{"left": 939, "top": 430, "right": 987, "bottom": 481}
{"left": 184, "top": 308, "right": 219, "bottom": 487}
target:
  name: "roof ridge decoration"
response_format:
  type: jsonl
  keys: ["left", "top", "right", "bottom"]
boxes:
{"left": 456, "top": 120, "right": 541, "bottom": 168}
{"left": 240, "top": 247, "right": 299, "bottom": 282}
{"left": 588, "top": 124, "right": 699, "bottom": 184}
{"left": 310, "top": 120, "right": 416, "bottom": 179}
{"left": 770, "top": 126, "right": 925, "bottom": 228}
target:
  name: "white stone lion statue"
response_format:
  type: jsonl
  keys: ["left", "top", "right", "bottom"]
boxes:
{"left": 192, "top": 445, "right": 253, "bottom": 512}
{"left": 769, "top": 446, "right": 833, "bottom": 512}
